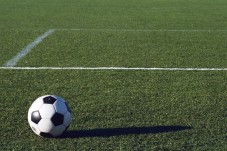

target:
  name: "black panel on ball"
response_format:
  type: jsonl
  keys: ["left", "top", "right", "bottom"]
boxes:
{"left": 51, "top": 113, "right": 64, "bottom": 126}
{"left": 31, "top": 111, "right": 41, "bottom": 124}
{"left": 40, "top": 132, "right": 53, "bottom": 138}
{"left": 43, "top": 96, "right": 56, "bottom": 104}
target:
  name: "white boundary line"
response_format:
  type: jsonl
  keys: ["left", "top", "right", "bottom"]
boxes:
{"left": 57, "top": 28, "right": 227, "bottom": 32}
{"left": 3, "top": 29, "right": 55, "bottom": 67}
{"left": 0, "top": 67, "right": 226, "bottom": 71}
{"left": 1, "top": 28, "right": 227, "bottom": 32}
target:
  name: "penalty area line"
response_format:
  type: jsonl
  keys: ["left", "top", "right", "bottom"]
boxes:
{"left": 0, "top": 67, "right": 227, "bottom": 71}
{"left": 3, "top": 29, "right": 55, "bottom": 67}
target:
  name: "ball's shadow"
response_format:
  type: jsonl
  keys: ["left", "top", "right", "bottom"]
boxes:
{"left": 61, "top": 126, "right": 192, "bottom": 138}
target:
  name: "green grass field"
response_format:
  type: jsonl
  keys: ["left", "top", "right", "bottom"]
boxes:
{"left": 0, "top": 0, "right": 227, "bottom": 150}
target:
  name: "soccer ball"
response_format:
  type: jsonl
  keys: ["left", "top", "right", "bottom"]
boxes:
{"left": 28, "top": 95, "right": 72, "bottom": 137}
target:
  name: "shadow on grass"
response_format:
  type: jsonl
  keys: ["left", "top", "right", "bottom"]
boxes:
{"left": 61, "top": 126, "right": 192, "bottom": 138}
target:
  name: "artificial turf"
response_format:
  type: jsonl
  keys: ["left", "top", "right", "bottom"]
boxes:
{"left": 0, "top": 0, "right": 226, "bottom": 150}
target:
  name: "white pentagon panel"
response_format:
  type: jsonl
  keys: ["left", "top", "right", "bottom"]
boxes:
{"left": 53, "top": 99, "right": 67, "bottom": 114}
{"left": 63, "top": 111, "right": 72, "bottom": 127}
{"left": 38, "top": 119, "right": 54, "bottom": 133}
{"left": 29, "top": 122, "right": 41, "bottom": 136}
{"left": 28, "top": 98, "right": 43, "bottom": 119}
{"left": 51, "top": 125, "right": 66, "bottom": 137}
{"left": 39, "top": 104, "right": 55, "bottom": 119}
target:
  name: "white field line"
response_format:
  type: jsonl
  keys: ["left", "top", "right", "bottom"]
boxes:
{"left": 0, "top": 67, "right": 227, "bottom": 71}
{"left": 1, "top": 28, "right": 227, "bottom": 32}
{"left": 57, "top": 28, "right": 227, "bottom": 32}
{"left": 3, "top": 29, "right": 55, "bottom": 67}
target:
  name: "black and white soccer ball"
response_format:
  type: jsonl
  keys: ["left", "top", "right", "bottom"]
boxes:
{"left": 28, "top": 95, "right": 72, "bottom": 137}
